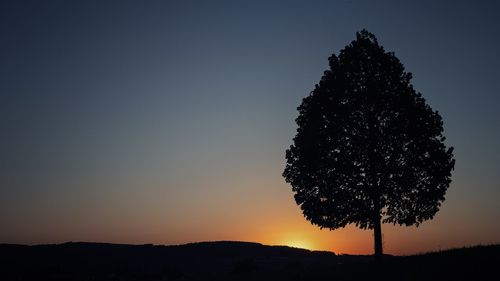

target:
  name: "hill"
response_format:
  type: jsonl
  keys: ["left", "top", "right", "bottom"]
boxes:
{"left": 0, "top": 241, "right": 498, "bottom": 280}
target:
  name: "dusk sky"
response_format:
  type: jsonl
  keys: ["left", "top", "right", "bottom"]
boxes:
{"left": 1, "top": 0, "right": 499, "bottom": 255}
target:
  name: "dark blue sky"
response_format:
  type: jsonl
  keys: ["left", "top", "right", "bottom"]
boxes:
{"left": 1, "top": 0, "right": 499, "bottom": 253}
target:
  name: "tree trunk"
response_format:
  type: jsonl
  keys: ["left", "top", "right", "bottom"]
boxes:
{"left": 373, "top": 213, "right": 383, "bottom": 263}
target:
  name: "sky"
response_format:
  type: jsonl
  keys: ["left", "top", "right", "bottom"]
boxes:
{"left": 1, "top": 0, "right": 499, "bottom": 255}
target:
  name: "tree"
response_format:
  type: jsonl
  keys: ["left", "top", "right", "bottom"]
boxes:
{"left": 283, "top": 30, "right": 455, "bottom": 262}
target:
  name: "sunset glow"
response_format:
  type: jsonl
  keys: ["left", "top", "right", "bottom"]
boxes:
{"left": 281, "top": 239, "right": 314, "bottom": 250}
{"left": 1, "top": 1, "right": 499, "bottom": 257}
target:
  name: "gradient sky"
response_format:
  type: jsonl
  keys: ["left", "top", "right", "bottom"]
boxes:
{"left": 1, "top": 0, "right": 499, "bottom": 255}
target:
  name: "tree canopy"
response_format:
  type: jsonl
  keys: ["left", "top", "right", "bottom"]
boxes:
{"left": 283, "top": 30, "right": 455, "bottom": 257}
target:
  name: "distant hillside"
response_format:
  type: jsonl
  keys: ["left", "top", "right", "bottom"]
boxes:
{"left": 0, "top": 241, "right": 338, "bottom": 281}
{"left": 0, "top": 241, "right": 498, "bottom": 281}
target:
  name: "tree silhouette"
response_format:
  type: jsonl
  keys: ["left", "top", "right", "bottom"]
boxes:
{"left": 283, "top": 30, "right": 455, "bottom": 262}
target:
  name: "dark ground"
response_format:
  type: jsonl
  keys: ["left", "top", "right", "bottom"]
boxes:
{"left": 0, "top": 241, "right": 498, "bottom": 281}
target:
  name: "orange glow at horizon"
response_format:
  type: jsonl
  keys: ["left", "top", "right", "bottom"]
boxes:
{"left": 2, "top": 179, "right": 499, "bottom": 256}
{"left": 280, "top": 239, "right": 314, "bottom": 250}
{"left": 2, "top": 0, "right": 500, "bottom": 264}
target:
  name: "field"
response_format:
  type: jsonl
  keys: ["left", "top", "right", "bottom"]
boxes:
{"left": 1, "top": 241, "right": 498, "bottom": 281}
